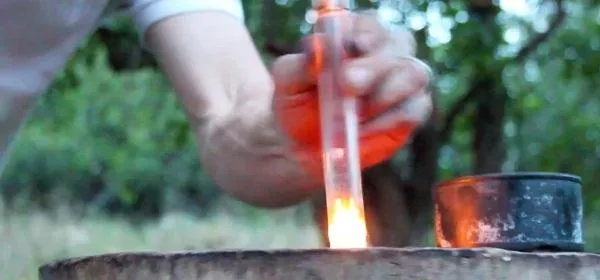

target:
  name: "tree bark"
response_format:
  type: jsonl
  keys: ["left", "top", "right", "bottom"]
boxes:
{"left": 473, "top": 80, "right": 508, "bottom": 174}
{"left": 40, "top": 248, "right": 600, "bottom": 280}
{"left": 407, "top": 120, "right": 439, "bottom": 245}
{"left": 361, "top": 161, "right": 412, "bottom": 247}
{"left": 467, "top": 0, "right": 507, "bottom": 175}
{"left": 310, "top": 190, "right": 329, "bottom": 247}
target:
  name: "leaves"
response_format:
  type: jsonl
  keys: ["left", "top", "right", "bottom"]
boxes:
{"left": 0, "top": 43, "right": 213, "bottom": 216}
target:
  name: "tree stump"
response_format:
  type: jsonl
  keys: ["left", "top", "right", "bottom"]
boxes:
{"left": 40, "top": 247, "right": 600, "bottom": 280}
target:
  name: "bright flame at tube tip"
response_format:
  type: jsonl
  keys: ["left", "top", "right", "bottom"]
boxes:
{"left": 328, "top": 198, "right": 368, "bottom": 249}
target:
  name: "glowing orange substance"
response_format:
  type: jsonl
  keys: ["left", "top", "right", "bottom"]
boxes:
{"left": 327, "top": 197, "right": 368, "bottom": 248}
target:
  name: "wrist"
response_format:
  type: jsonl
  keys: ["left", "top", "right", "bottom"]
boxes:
{"left": 195, "top": 97, "right": 322, "bottom": 208}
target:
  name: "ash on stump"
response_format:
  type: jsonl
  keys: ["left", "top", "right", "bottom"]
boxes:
{"left": 40, "top": 248, "right": 600, "bottom": 280}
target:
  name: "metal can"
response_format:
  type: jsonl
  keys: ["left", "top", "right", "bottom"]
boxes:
{"left": 434, "top": 172, "right": 584, "bottom": 252}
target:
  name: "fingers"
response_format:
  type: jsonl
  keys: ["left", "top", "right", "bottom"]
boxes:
{"left": 358, "top": 96, "right": 431, "bottom": 168}
{"left": 361, "top": 94, "right": 433, "bottom": 136}
{"left": 272, "top": 10, "right": 432, "bottom": 172}
{"left": 356, "top": 56, "right": 431, "bottom": 121}
{"left": 357, "top": 91, "right": 432, "bottom": 169}
{"left": 339, "top": 50, "right": 430, "bottom": 124}
{"left": 349, "top": 10, "right": 389, "bottom": 54}
{"left": 271, "top": 53, "right": 321, "bottom": 146}
{"left": 305, "top": 11, "right": 390, "bottom": 59}
{"left": 276, "top": 8, "right": 419, "bottom": 96}
{"left": 357, "top": 97, "right": 428, "bottom": 169}
{"left": 272, "top": 53, "right": 316, "bottom": 97}
{"left": 340, "top": 11, "right": 426, "bottom": 103}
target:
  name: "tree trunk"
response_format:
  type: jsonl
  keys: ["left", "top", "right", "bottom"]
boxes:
{"left": 468, "top": 0, "right": 507, "bottom": 175}
{"left": 361, "top": 161, "right": 412, "bottom": 246}
{"left": 473, "top": 80, "right": 508, "bottom": 174}
{"left": 310, "top": 190, "right": 329, "bottom": 246}
{"left": 407, "top": 120, "right": 439, "bottom": 245}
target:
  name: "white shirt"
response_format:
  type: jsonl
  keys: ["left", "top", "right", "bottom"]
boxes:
{"left": 0, "top": 0, "right": 244, "bottom": 175}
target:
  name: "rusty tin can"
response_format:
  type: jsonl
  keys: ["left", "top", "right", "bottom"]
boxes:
{"left": 434, "top": 172, "right": 584, "bottom": 252}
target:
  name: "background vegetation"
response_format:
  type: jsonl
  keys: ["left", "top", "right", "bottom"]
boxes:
{"left": 1, "top": 0, "right": 599, "bottom": 278}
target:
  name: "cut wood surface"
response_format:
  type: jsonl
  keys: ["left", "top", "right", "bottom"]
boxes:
{"left": 39, "top": 247, "right": 600, "bottom": 280}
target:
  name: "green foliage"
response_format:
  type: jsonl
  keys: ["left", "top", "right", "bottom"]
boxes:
{"left": 1, "top": 40, "right": 220, "bottom": 217}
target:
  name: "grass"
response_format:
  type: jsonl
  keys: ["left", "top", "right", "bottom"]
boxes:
{"left": 4, "top": 196, "right": 600, "bottom": 280}
{"left": 0, "top": 199, "right": 322, "bottom": 280}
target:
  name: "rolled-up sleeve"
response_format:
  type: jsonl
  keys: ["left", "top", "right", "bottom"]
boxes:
{"left": 128, "top": 0, "right": 245, "bottom": 37}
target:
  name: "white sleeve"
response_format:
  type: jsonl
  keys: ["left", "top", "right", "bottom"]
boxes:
{"left": 0, "top": 0, "right": 107, "bottom": 176}
{"left": 128, "top": 0, "right": 245, "bottom": 38}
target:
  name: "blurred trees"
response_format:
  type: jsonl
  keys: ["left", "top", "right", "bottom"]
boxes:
{"left": 1, "top": 0, "right": 599, "bottom": 247}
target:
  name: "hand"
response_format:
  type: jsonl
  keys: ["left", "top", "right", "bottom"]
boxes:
{"left": 272, "top": 11, "right": 433, "bottom": 177}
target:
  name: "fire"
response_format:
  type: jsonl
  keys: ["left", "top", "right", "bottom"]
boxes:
{"left": 328, "top": 197, "right": 368, "bottom": 249}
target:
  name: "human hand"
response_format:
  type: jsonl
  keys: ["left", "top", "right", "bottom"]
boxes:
{"left": 272, "top": 11, "right": 433, "bottom": 177}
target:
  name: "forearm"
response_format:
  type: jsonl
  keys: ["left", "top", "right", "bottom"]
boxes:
{"left": 145, "top": 11, "right": 321, "bottom": 207}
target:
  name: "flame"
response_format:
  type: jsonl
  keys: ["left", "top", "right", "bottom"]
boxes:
{"left": 435, "top": 178, "right": 482, "bottom": 248}
{"left": 327, "top": 197, "right": 368, "bottom": 249}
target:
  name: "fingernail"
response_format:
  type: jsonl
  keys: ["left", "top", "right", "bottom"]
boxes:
{"left": 345, "top": 66, "right": 374, "bottom": 93}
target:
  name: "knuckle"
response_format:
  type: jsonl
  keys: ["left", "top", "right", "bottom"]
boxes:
{"left": 354, "top": 9, "right": 380, "bottom": 25}
{"left": 271, "top": 55, "right": 292, "bottom": 73}
{"left": 272, "top": 54, "right": 303, "bottom": 77}
{"left": 378, "top": 88, "right": 398, "bottom": 106}
{"left": 351, "top": 10, "right": 388, "bottom": 50}
{"left": 390, "top": 28, "right": 417, "bottom": 55}
{"left": 409, "top": 94, "right": 433, "bottom": 122}
{"left": 383, "top": 73, "right": 407, "bottom": 101}
{"left": 406, "top": 61, "right": 430, "bottom": 89}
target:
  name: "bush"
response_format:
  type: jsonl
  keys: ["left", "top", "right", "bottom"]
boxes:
{"left": 1, "top": 40, "right": 221, "bottom": 217}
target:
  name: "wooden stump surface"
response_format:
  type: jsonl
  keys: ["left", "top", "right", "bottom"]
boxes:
{"left": 39, "top": 247, "right": 600, "bottom": 280}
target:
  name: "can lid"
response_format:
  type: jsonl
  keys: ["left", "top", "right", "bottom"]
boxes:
{"left": 434, "top": 172, "right": 582, "bottom": 190}
{"left": 311, "top": 0, "right": 354, "bottom": 9}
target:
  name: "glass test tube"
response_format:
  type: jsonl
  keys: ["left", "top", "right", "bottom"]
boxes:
{"left": 312, "top": 0, "right": 368, "bottom": 248}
